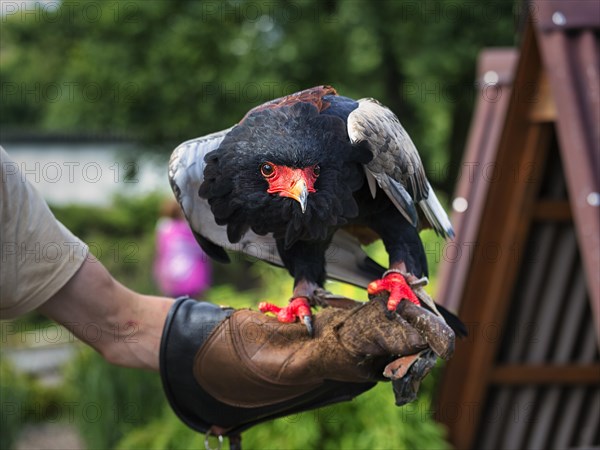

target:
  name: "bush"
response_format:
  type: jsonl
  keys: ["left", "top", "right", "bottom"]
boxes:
{"left": 0, "top": 357, "right": 31, "bottom": 449}
{"left": 116, "top": 372, "right": 449, "bottom": 450}
{"left": 0, "top": 357, "right": 72, "bottom": 449}
{"left": 63, "top": 347, "right": 166, "bottom": 449}
{"left": 51, "top": 193, "right": 164, "bottom": 240}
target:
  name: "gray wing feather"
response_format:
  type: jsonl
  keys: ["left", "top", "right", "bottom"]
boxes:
{"left": 169, "top": 127, "right": 283, "bottom": 266}
{"left": 347, "top": 98, "right": 454, "bottom": 238}
{"left": 169, "top": 128, "right": 232, "bottom": 253}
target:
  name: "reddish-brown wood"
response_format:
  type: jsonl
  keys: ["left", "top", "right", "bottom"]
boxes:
{"left": 490, "top": 364, "right": 600, "bottom": 384}
{"left": 533, "top": 200, "right": 572, "bottom": 221}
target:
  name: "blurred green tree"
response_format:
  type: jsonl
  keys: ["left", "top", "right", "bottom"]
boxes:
{"left": 0, "top": 0, "right": 516, "bottom": 192}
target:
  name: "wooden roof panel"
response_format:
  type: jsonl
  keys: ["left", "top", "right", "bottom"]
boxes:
{"left": 436, "top": 48, "right": 519, "bottom": 314}
{"left": 535, "top": 0, "right": 600, "bottom": 327}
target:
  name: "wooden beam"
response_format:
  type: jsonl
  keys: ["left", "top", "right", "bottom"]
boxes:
{"left": 528, "top": 72, "right": 557, "bottom": 123}
{"left": 533, "top": 200, "right": 572, "bottom": 221}
{"left": 435, "top": 24, "right": 552, "bottom": 450}
{"left": 490, "top": 364, "right": 600, "bottom": 384}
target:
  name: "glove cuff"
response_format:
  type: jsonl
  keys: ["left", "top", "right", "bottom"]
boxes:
{"left": 160, "top": 297, "right": 375, "bottom": 436}
{"left": 160, "top": 297, "right": 233, "bottom": 434}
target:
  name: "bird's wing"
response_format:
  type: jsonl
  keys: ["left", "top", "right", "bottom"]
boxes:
{"left": 169, "top": 128, "right": 234, "bottom": 263}
{"left": 170, "top": 128, "right": 282, "bottom": 265}
{"left": 326, "top": 230, "right": 386, "bottom": 287}
{"left": 347, "top": 98, "right": 454, "bottom": 238}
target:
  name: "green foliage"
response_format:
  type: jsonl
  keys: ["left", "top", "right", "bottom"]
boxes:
{"left": 0, "top": 357, "right": 72, "bottom": 449}
{"left": 51, "top": 192, "right": 164, "bottom": 239}
{"left": 0, "top": 357, "right": 31, "bottom": 449}
{"left": 116, "top": 372, "right": 450, "bottom": 450}
{"left": 62, "top": 347, "right": 166, "bottom": 449}
{"left": 51, "top": 193, "right": 164, "bottom": 294}
{"left": 1, "top": 0, "right": 517, "bottom": 190}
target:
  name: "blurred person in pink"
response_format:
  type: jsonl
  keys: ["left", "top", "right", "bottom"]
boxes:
{"left": 154, "top": 200, "right": 211, "bottom": 298}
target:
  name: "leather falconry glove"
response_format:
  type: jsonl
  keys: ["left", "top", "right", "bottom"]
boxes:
{"left": 160, "top": 295, "right": 455, "bottom": 449}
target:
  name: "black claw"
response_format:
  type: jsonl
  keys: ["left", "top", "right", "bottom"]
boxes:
{"left": 303, "top": 315, "right": 314, "bottom": 337}
{"left": 385, "top": 308, "right": 397, "bottom": 320}
{"left": 391, "top": 350, "right": 437, "bottom": 406}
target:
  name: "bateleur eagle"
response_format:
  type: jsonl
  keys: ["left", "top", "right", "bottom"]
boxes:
{"left": 169, "top": 86, "right": 464, "bottom": 336}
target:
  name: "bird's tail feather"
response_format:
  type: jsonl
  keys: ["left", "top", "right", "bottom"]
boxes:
{"left": 326, "top": 230, "right": 386, "bottom": 288}
{"left": 419, "top": 182, "right": 455, "bottom": 239}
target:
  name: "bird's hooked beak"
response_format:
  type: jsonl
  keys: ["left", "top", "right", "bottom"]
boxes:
{"left": 265, "top": 166, "right": 317, "bottom": 214}
{"left": 283, "top": 177, "right": 309, "bottom": 213}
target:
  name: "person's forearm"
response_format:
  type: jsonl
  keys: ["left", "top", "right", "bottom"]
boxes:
{"left": 106, "top": 293, "right": 174, "bottom": 370}
{"left": 38, "top": 256, "right": 173, "bottom": 370}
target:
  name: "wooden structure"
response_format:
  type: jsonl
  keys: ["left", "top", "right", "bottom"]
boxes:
{"left": 435, "top": 1, "right": 600, "bottom": 448}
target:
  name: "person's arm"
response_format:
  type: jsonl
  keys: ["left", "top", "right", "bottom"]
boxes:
{"left": 38, "top": 255, "right": 173, "bottom": 371}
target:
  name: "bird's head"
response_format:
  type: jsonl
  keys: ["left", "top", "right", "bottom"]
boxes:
{"left": 259, "top": 161, "right": 319, "bottom": 213}
{"left": 199, "top": 102, "right": 370, "bottom": 246}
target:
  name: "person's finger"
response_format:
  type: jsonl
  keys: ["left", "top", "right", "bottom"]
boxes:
{"left": 396, "top": 300, "right": 455, "bottom": 360}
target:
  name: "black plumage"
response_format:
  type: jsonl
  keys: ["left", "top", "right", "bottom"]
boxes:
{"left": 199, "top": 102, "right": 370, "bottom": 247}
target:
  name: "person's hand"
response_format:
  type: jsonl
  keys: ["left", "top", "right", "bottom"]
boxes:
{"left": 160, "top": 294, "right": 454, "bottom": 442}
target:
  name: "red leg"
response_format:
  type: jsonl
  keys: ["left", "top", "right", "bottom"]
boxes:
{"left": 368, "top": 270, "right": 420, "bottom": 312}
{"left": 259, "top": 297, "right": 312, "bottom": 323}
{"left": 258, "top": 280, "right": 317, "bottom": 335}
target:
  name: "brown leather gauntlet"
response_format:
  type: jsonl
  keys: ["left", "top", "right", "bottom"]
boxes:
{"left": 160, "top": 296, "right": 454, "bottom": 437}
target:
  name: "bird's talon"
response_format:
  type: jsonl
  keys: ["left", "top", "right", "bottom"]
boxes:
{"left": 303, "top": 315, "right": 314, "bottom": 337}
{"left": 259, "top": 297, "right": 314, "bottom": 333}
{"left": 368, "top": 272, "right": 421, "bottom": 311}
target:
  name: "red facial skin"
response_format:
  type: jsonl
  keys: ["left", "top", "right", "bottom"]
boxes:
{"left": 262, "top": 163, "right": 318, "bottom": 200}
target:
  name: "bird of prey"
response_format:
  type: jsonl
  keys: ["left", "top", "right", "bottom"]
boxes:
{"left": 169, "top": 85, "right": 463, "bottom": 335}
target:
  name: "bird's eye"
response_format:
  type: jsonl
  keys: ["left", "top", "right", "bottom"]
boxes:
{"left": 313, "top": 165, "right": 321, "bottom": 177}
{"left": 260, "top": 162, "right": 275, "bottom": 178}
